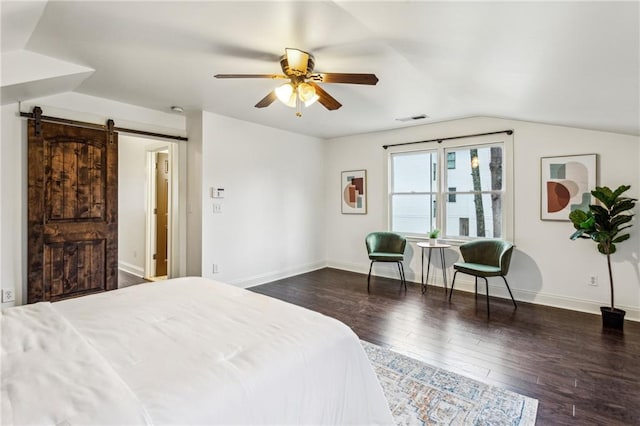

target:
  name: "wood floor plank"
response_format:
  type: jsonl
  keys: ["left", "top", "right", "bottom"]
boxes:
{"left": 251, "top": 268, "right": 640, "bottom": 425}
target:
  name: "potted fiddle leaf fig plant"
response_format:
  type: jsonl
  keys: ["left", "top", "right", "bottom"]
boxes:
{"left": 569, "top": 185, "right": 637, "bottom": 330}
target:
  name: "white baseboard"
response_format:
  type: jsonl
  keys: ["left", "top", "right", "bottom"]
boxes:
{"left": 326, "top": 261, "right": 640, "bottom": 322}
{"left": 234, "top": 260, "right": 328, "bottom": 289}
{"left": 447, "top": 276, "right": 640, "bottom": 322}
{"left": 118, "top": 261, "right": 144, "bottom": 278}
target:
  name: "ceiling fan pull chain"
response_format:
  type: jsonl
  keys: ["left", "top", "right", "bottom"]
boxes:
{"left": 296, "top": 95, "right": 302, "bottom": 117}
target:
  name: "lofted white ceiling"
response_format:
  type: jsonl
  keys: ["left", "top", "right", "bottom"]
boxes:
{"left": 1, "top": 1, "right": 638, "bottom": 138}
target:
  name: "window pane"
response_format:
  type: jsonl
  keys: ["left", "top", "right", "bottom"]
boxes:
{"left": 448, "top": 187, "right": 456, "bottom": 203}
{"left": 446, "top": 146, "right": 503, "bottom": 192}
{"left": 459, "top": 218, "right": 469, "bottom": 236}
{"left": 391, "top": 194, "right": 436, "bottom": 234}
{"left": 445, "top": 193, "right": 502, "bottom": 238}
{"left": 447, "top": 152, "right": 456, "bottom": 169}
{"left": 392, "top": 151, "right": 437, "bottom": 192}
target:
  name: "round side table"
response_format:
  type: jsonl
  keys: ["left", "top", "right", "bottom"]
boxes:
{"left": 416, "top": 242, "right": 451, "bottom": 295}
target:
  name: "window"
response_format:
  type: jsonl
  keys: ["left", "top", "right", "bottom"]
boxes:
{"left": 389, "top": 151, "right": 437, "bottom": 235}
{"left": 447, "top": 152, "right": 456, "bottom": 169}
{"left": 445, "top": 145, "right": 504, "bottom": 238}
{"left": 459, "top": 218, "right": 469, "bottom": 236}
{"left": 448, "top": 187, "right": 457, "bottom": 203}
{"left": 389, "top": 136, "right": 511, "bottom": 240}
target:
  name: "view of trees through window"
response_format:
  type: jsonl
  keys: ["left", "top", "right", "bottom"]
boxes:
{"left": 390, "top": 144, "right": 504, "bottom": 238}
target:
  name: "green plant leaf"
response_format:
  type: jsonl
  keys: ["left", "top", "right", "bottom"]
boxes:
{"left": 570, "top": 229, "right": 585, "bottom": 240}
{"left": 592, "top": 187, "right": 614, "bottom": 208}
{"left": 612, "top": 184, "right": 631, "bottom": 199}
{"left": 590, "top": 231, "right": 607, "bottom": 243}
{"left": 617, "top": 224, "right": 633, "bottom": 232}
{"left": 611, "top": 200, "right": 636, "bottom": 217}
{"left": 580, "top": 216, "right": 596, "bottom": 230}
{"left": 597, "top": 242, "right": 613, "bottom": 255}
{"left": 589, "top": 204, "right": 609, "bottom": 217}
{"left": 569, "top": 210, "right": 588, "bottom": 228}
{"left": 610, "top": 214, "right": 632, "bottom": 229}
{"left": 612, "top": 234, "right": 630, "bottom": 244}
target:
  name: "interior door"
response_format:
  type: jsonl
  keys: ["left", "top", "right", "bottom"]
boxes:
{"left": 28, "top": 120, "right": 118, "bottom": 303}
{"left": 155, "top": 152, "right": 169, "bottom": 276}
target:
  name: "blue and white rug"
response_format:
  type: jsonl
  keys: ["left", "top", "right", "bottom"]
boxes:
{"left": 362, "top": 341, "right": 538, "bottom": 426}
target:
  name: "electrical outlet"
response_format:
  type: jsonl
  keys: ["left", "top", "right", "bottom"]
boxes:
{"left": 2, "top": 289, "right": 15, "bottom": 303}
{"left": 589, "top": 275, "right": 598, "bottom": 286}
{"left": 212, "top": 263, "right": 219, "bottom": 274}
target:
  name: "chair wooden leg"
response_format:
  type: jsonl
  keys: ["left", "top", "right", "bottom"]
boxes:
{"left": 475, "top": 276, "right": 478, "bottom": 296}
{"left": 502, "top": 276, "right": 518, "bottom": 308}
{"left": 367, "top": 261, "right": 374, "bottom": 293}
{"left": 449, "top": 271, "right": 459, "bottom": 301}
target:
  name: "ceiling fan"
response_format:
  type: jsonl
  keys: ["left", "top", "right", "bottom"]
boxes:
{"left": 214, "top": 48, "right": 378, "bottom": 117}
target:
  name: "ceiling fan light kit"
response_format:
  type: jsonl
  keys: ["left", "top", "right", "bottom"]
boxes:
{"left": 275, "top": 81, "right": 320, "bottom": 116}
{"left": 214, "top": 48, "right": 378, "bottom": 117}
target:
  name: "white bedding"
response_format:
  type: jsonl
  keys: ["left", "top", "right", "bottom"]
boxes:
{"left": 1, "top": 302, "right": 151, "bottom": 425}
{"left": 2, "top": 277, "right": 393, "bottom": 425}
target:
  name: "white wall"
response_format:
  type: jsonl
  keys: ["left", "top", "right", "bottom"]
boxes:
{"left": 118, "top": 135, "right": 169, "bottom": 278}
{"left": 0, "top": 103, "right": 25, "bottom": 307}
{"left": 199, "top": 111, "right": 327, "bottom": 286}
{"left": 185, "top": 111, "right": 203, "bottom": 276}
{"left": 326, "top": 116, "right": 640, "bottom": 320}
{"left": 0, "top": 94, "right": 186, "bottom": 305}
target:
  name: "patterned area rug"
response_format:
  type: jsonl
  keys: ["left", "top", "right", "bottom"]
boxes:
{"left": 362, "top": 341, "right": 538, "bottom": 426}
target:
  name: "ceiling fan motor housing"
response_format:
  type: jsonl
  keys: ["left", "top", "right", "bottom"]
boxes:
{"left": 280, "top": 49, "right": 315, "bottom": 77}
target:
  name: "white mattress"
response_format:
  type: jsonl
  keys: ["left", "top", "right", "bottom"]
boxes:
{"left": 2, "top": 277, "right": 393, "bottom": 425}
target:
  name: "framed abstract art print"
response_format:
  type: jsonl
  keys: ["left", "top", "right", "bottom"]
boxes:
{"left": 341, "top": 170, "right": 367, "bottom": 214}
{"left": 540, "top": 154, "right": 597, "bottom": 221}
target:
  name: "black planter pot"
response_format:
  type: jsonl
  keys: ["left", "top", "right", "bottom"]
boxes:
{"left": 600, "top": 307, "right": 626, "bottom": 330}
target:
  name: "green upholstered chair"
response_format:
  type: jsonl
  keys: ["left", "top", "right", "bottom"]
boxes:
{"left": 365, "top": 232, "right": 407, "bottom": 292}
{"left": 448, "top": 239, "right": 516, "bottom": 315}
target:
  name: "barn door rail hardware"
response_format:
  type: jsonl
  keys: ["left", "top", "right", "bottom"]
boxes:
{"left": 20, "top": 106, "right": 188, "bottom": 142}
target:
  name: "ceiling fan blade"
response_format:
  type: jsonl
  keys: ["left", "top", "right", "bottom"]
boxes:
{"left": 312, "top": 73, "right": 379, "bottom": 85}
{"left": 308, "top": 82, "right": 342, "bottom": 110}
{"left": 255, "top": 91, "right": 278, "bottom": 108}
{"left": 214, "top": 74, "right": 287, "bottom": 79}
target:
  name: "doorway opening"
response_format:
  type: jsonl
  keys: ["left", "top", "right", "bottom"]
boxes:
{"left": 117, "top": 135, "right": 179, "bottom": 287}
{"left": 145, "top": 147, "right": 174, "bottom": 281}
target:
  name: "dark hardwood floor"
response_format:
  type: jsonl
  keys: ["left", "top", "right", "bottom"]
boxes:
{"left": 118, "top": 270, "right": 149, "bottom": 288}
{"left": 251, "top": 268, "right": 640, "bottom": 426}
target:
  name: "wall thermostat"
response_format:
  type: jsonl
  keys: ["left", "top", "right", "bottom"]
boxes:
{"left": 211, "top": 187, "right": 225, "bottom": 199}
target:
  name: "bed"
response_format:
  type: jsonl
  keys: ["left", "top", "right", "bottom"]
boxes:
{"left": 1, "top": 277, "right": 394, "bottom": 425}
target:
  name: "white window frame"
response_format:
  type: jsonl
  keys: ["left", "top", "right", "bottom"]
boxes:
{"left": 386, "top": 132, "right": 514, "bottom": 243}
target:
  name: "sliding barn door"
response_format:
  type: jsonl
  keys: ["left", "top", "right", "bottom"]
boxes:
{"left": 28, "top": 121, "right": 118, "bottom": 303}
